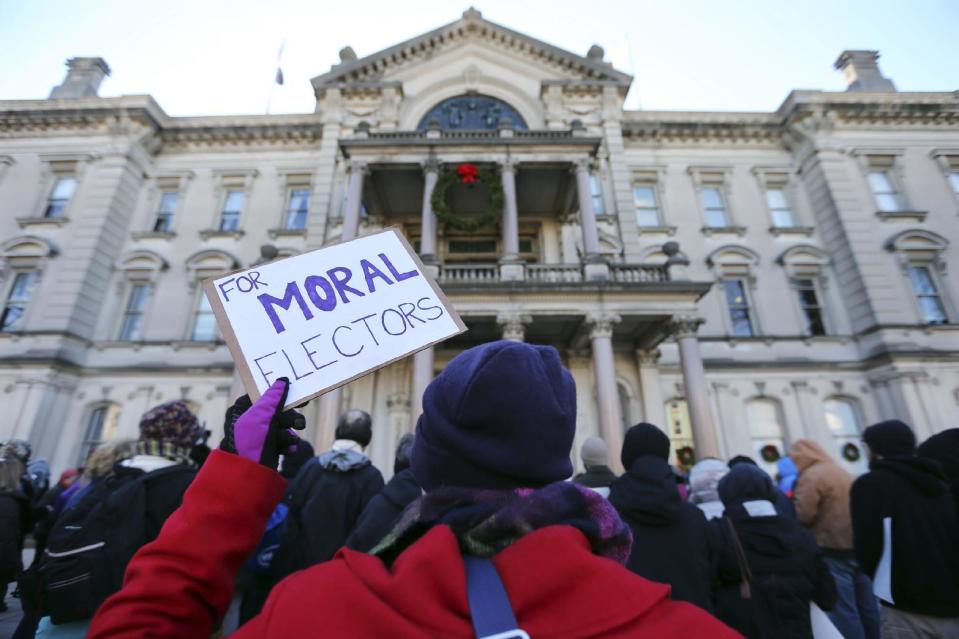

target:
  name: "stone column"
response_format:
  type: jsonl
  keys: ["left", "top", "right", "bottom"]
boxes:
{"left": 420, "top": 159, "right": 439, "bottom": 262}
{"left": 497, "top": 312, "right": 532, "bottom": 342}
{"left": 791, "top": 381, "right": 833, "bottom": 446}
{"left": 341, "top": 160, "right": 367, "bottom": 241}
{"left": 636, "top": 349, "right": 666, "bottom": 426}
{"left": 573, "top": 159, "right": 608, "bottom": 281}
{"left": 670, "top": 316, "right": 721, "bottom": 459}
{"left": 587, "top": 312, "right": 623, "bottom": 472}
{"left": 499, "top": 159, "right": 524, "bottom": 281}
{"left": 410, "top": 347, "right": 435, "bottom": 426}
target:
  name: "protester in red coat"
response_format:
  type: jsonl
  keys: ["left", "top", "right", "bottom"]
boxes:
{"left": 89, "top": 341, "right": 738, "bottom": 638}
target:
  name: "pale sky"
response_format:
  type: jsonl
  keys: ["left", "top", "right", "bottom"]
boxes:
{"left": 1, "top": 0, "right": 957, "bottom": 117}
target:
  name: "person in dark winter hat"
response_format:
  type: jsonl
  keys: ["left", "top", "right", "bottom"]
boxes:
{"left": 861, "top": 419, "right": 916, "bottom": 457}
{"left": 609, "top": 422, "right": 715, "bottom": 612}
{"left": 726, "top": 453, "right": 796, "bottom": 519}
{"left": 135, "top": 400, "right": 205, "bottom": 465}
{"left": 573, "top": 436, "right": 617, "bottom": 496}
{"left": 918, "top": 428, "right": 959, "bottom": 517}
{"left": 346, "top": 434, "right": 421, "bottom": 552}
{"left": 728, "top": 454, "right": 757, "bottom": 468}
{"left": 712, "top": 464, "right": 837, "bottom": 639}
{"left": 88, "top": 346, "right": 737, "bottom": 638}
{"left": 852, "top": 420, "right": 959, "bottom": 636}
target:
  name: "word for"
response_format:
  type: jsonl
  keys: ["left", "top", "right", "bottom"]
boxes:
{"left": 251, "top": 296, "right": 444, "bottom": 387}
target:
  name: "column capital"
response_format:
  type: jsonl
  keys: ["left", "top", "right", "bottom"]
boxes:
{"left": 421, "top": 157, "right": 441, "bottom": 174}
{"left": 387, "top": 391, "right": 410, "bottom": 410}
{"left": 586, "top": 311, "right": 621, "bottom": 339}
{"left": 347, "top": 160, "right": 369, "bottom": 175}
{"left": 572, "top": 157, "right": 595, "bottom": 174}
{"left": 669, "top": 315, "right": 705, "bottom": 338}
{"left": 635, "top": 348, "right": 661, "bottom": 366}
{"left": 499, "top": 157, "right": 519, "bottom": 173}
{"left": 497, "top": 312, "right": 533, "bottom": 341}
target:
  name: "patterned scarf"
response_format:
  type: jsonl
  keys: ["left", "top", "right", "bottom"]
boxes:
{"left": 136, "top": 439, "right": 195, "bottom": 466}
{"left": 371, "top": 481, "right": 632, "bottom": 565}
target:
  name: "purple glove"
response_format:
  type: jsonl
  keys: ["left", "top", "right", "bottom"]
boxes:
{"left": 222, "top": 378, "right": 303, "bottom": 469}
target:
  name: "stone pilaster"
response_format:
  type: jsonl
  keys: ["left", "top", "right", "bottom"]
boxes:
{"left": 669, "top": 315, "right": 721, "bottom": 459}
{"left": 586, "top": 312, "right": 622, "bottom": 471}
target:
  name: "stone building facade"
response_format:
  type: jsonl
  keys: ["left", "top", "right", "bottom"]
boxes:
{"left": 1, "top": 10, "right": 958, "bottom": 477}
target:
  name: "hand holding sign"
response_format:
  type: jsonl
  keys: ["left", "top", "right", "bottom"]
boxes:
{"left": 203, "top": 228, "right": 466, "bottom": 409}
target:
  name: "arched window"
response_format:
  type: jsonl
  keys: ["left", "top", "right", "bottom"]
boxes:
{"left": 745, "top": 398, "right": 786, "bottom": 476}
{"left": 417, "top": 94, "right": 528, "bottom": 131}
{"left": 115, "top": 251, "right": 167, "bottom": 341}
{"left": 823, "top": 397, "right": 868, "bottom": 474}
{"left": 708, "top": 245, "right": 761, "bottom": 337}
{"left": 664, "top": 398, "right": 694, "bottom": 468}
{"left": 886, "top": 229, "right": 953, "bottom": 324}
{"left": 78, "top": 403, "right": 121, "bottom": 466}
{"left": 778, "top": 245, "right": 832, "bottom": 336}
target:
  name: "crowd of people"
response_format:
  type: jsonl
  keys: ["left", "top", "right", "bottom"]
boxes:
{"left": 0, "top": 339, "right": 957, "bottom": 638}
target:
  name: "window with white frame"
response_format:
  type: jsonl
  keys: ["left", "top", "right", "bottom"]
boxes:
{"left": 766, "top": 187, "right": 796, "bottom": 228}
{"left": 153, "top": 191, "right": 178, "bottom": 232}
{"left": 699, "top": 184, "right": 729, "bottom": 227}
{"left": 723, "top": 279, "right": 755, "bottom": 337}
{"left": 949, "top": 170, "right": 959, "bottom": 200}
{"left": 284, "top": 188, "right": 311, "bottom": 230}
{"left": 633, "top": 183, "right": 662, "bottom": 227}
{"left": 190, "top": 291, "right": 218, "bottom": 341}
{"left": 865, "top": 156, "right": 904, "bottom": 212}
{"left": 745, "top": 398, "right": 786, "bottom": 476}
{"left": 792, "top": 278, "right": 826, "bottom": 336}
{"left": 44, "top": 176, "right": 77, "bottom": 218}
{"left": 219, "top": 191, "right": 245, "bottom": 231}
{"left": 823, "top": 397, "right": 867, "bottom": 474}
{"left": 589, "top": 174, "right": 605, "bottom": 215}
{"left": 907, "top": 265, "right": 947, "bottom": 324}
{"left": 0, "top": 271, "right": 38, "bottom": 331}
{"left": 78, "top": 404, "right": 120, "bottom": 466}
{"left": 118, "top": 283, "right": 153, "bottom": 340}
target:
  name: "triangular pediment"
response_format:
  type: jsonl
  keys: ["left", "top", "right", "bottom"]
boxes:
{"left": 311, "top": 7, "right": 631, "bottom": 90}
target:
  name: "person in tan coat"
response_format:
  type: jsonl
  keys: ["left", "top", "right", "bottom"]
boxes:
{"left": 790, "top": 439, "right": 879, "bottom": 639}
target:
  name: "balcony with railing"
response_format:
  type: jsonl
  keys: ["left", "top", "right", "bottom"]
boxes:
{"left": 436, "top": 262, "right": 672, "bottom": 287}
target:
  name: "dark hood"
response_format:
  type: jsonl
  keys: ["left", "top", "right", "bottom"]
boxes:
{"left": 718, "top": 463, "right": 776, "bottom": 506}
{"left": 873, "top": 456, "right": 949, "bottom": 496}
{"left": 918, "top": 429, "right": 959, "bottom": 487}
{"left": 608, "top": 456, "right": 681, "bottom": 526}
{"left": 381, "top": 468, "right": 421, "bottom": 509}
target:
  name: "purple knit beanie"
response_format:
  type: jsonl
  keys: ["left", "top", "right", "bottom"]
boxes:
{"left": 412, "top": 340, "right": 576, "bottom": 491}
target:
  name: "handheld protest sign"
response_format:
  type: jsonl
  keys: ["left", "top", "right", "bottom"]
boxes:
{"left": 203, "top": 228, "right": 466, "bottom": 408}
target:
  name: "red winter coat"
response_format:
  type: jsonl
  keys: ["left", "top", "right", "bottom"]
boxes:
{"left": 89, "top": 451, "right": 739, "bottom": 638}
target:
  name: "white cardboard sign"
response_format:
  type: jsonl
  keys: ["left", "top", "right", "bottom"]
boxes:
{"left": 203, "top": 228, "right": 466, "bottom": 408}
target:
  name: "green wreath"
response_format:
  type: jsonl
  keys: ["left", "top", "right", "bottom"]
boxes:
{"left": 842, "top": 442, "right": 861, "bottom": 463}
{"left": 760, "top": 444, "right": 781, "bottom": 463}
{"left": 431, "top": 165, "right": 504, "bottom": 232}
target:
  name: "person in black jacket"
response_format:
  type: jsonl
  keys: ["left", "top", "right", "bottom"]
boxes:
{"left": 608, "top": 423, "right": 714, "bottom": 612}
{"left": 851, "top": 420, "right": 959, "bottom": 637}
{"left": 0, "top": 449, "right": 28, "bottom": 613}
{"left": 346, "top": 433, "right": 420, "bottom": 552}
{"left": 727, "top": 454, "right": 796, "bottom": 519}
{"left": 273, "top": 409, "right": 385, "bottom": 575}
{"left": 917, "top": 428, "right": 959, "bottom": 518}
{"left": 712, "top": 463, "right": 836, "bottom": 639}
{"left": 572, "top": 436, "right": 617, "bottom": 497}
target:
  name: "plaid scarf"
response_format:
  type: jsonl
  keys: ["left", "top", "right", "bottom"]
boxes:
{"left": 371, "top": 481, "right": 632, "bottom": 565}
{"left": 136, "top": 439, "right": 195, "bottom": 466}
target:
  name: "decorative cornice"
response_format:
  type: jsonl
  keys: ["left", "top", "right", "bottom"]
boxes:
{"left": 668, "top": 315, "right": 705, "bottom": 339}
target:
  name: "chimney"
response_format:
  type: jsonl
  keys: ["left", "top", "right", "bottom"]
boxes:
{"left": 834, "top": 50, "right": 896, "bottom": 92}
{"left": 49, "top": 57, "right": 111, "bottom": 99}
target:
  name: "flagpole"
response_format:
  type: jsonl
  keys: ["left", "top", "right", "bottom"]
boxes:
{"left": 267, "top": 40, "right": 286, "bottom": 114}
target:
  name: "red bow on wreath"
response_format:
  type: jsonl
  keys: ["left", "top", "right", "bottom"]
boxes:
{"left": 457, "top": 163, "right": 479, "bottom": 184}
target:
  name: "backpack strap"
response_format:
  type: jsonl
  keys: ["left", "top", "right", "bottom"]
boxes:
{"left": 463, "top": 555, "right": 529, "bottom": 639}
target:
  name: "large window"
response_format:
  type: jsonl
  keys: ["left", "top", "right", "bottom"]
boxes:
{"left": 118, "top": 283, "right": 152, "bottom": 340}
{"left": 1, "top": 271, "right": 38, "bottom": 331}
{"left": 153, "top": 191, "right": 178, "bottom": 232}
{"left": 793, "top": 278, "right": 826, "bottom": 336}
{"left": 78, "top": 404, "right": 120, "bottom": 466}
{"left": 766, "top": 188, "right": 796, "bottom": 228}
{"left": 633, "top": 184, "right": 661, "bottom": 227}
{"left": 746, "top": 398, "right": 786, "bottom": 477}
{"left": 284, "top": 188, "right": 310, "bottom": 230}
{"left": 191, "top": 292, "right": 218, "bottom": 341}
{"left": 44, "top": 176, "right": 77, "bottom": 218}
{"left": 867, "top": 170, "right": 902, "bottom": 213}
{"left": 907, "top": 265, "right": 947, "bottom": 324}
{"left": 723, "top": 279, "right": 754, "bottom": 337}
{"left": 219, "top": 191, "right": 245, "bottom": 231}
{"left": 589, "top": 175, "right": 605, "bottom": 215}
{"left": 949, "top": 171, "right": 959, "bottom": 200}
{"left": 824, "top": 398, "right": 867, "bottom": 474}
{"left": 700, "top": 186, "right": 729, "bottom": 227}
